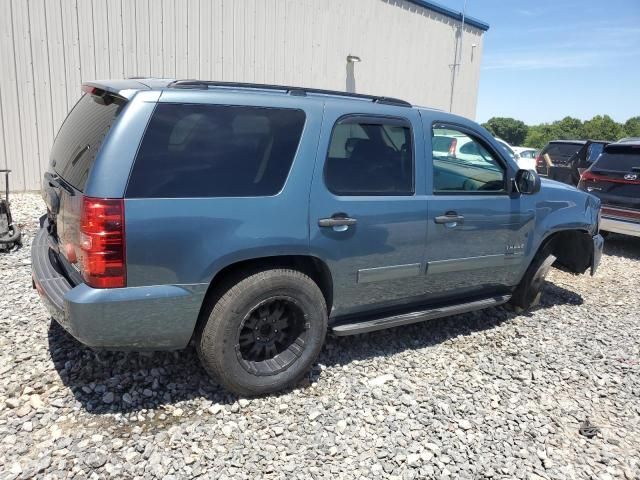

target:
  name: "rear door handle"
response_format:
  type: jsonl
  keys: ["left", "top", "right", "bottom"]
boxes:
{"left": 434, "top": 212, "right": 464, "bottom": 226}
{"left": 318, "top": 215, "right": 358, "bottom": 227}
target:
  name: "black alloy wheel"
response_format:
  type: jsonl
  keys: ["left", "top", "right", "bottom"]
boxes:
{"left": 237, "top": 296, "right": 308, "bottom": 375}
{"left": 197, "top": 269, "right": 328, "bottom": 396}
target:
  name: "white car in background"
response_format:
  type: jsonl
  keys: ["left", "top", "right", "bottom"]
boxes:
{"left": 432, "top": 131, "right": 536, "bottom": 170}
{"left": 432, "top": 133, "right": 489, "bottom": 165}
{"left": 495, "top": 138, "right": 540, "bottom": 170}
{"left": 494, "top": 137, "right": 520, "bottom": 161}
{"left": 513, "top": 147, "right": 538, "bottom": 170}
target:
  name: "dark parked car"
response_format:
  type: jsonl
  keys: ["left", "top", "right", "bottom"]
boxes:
{"left": 536, "top": 139, "right": 609, "bottom": 185}
{"left": 578, "top": 141, "right": 640, "bottom": 237}
{"left": 33, "top": 79, "right": 603, "bottom": 395}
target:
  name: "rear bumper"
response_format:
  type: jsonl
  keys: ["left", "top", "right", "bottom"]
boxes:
{"left": 31, "top": 227, "right": 206, "bottom": 350}
{"left": 601, "top": 217, "right": 640, "bottom": 238}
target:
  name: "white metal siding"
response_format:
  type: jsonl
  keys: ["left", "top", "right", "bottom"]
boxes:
{"left": 0, "top": 0, "right": 484, "bottom": 191}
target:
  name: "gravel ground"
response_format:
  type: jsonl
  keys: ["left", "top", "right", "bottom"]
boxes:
{"left": 1, "top": 193, "right": 639, "bottom": 480}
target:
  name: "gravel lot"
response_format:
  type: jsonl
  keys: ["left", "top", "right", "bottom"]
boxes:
{"left": 1, "top": 193, "right": 639, "bottom": 480}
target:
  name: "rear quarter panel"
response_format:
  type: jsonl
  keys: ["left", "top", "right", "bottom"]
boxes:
{"left": 122, "top": 91, "right": 324, "bottom": 287}
{"left": 85, "top": 91, "right": 161, "bottom": 198}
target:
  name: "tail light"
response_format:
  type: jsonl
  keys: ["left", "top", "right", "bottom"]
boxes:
{"left": 580, "top": 170, "right": 599, "bottom": 182}
{"left": 535, "top": 154, "right": 542, "bottom": 168}
{"left": 581, "top": 170, "right": 640, "bottom": 185}
{"left": 448, "top": 138, "right": 457, "bottom": 157}
{"left": 81, "top": 85, "right": 99, "bottom": 95}
{"left": 79, "top": 196, "right": 126, "bottom": 288}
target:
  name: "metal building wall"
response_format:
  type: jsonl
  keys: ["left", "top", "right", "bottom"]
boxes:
{"left": 0, "top": 0, "right": 485, "bottom": 191}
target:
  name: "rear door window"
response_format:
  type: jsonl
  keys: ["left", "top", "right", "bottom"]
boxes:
{"left": 324, "top": 117, "right": 414, "bottom": 196}
{"left": 126, "top": 104, "right": 306, "bottom": 198}
{"left": 51, "top": 93, "right": 126, "bottom": 191}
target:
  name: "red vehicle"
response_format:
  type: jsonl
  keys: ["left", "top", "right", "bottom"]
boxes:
{"left": 577, "top": 141, "right": 640, "bottom": 238}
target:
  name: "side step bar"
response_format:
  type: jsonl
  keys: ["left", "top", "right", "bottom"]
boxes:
{"left": 331, "top": 294, "right": 511, "bottom": 336}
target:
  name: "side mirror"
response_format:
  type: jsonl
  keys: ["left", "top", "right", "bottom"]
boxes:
{"left": 515, "top": 169, "right": 541, "bottom": 195}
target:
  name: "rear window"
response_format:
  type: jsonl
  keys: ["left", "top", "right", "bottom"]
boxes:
{"left": 126, "top": 104, "right": 305, "bottom": 198}
{"left": 594, "top": 145, "right": 640, "bottom": 171}
{"left": 542, "top": 142, "right": 582, "bottom": 161}
{"left": 51, "top": 93, "right": 126, "bottom": 191}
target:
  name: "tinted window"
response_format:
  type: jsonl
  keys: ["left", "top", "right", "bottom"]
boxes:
{"left": 594, "top": 145, "right": 640, "bottom": 171}
{"left": 324, "top": 118, "right": 413, "bottom": 195}
{"left": 51, "top": 93, "right": 126, "bottom": 191}
{"left": 432, "top": 136, "right": 455, "bottom": 153}
{"left": 432, "top": 126, "right": 506, "bottom": 193}
{"left": 541, "top": 142, "right": 582, "bottom": 164}
{"left": 586, "top": 143, "right": 605, "bottom": 163}
{"left": 496, "top": 140, "right": 515, "bottom": 159}
{"left": 127, "top": 104, "right": 305, "bottom": 198}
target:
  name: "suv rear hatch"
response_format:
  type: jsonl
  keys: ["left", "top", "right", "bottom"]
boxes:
{"left": 42, "top": 86, "right": 128, "bottom": 285}
{"left": 579, "top": 143, "right": 640, "bottom": 218}
{"left": 536, "top": 141, "right": 584, "bottom": 175}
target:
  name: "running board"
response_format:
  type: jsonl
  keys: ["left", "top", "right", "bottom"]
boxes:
{"left": 331, "top": 294, "right": 511, "bottom": 336}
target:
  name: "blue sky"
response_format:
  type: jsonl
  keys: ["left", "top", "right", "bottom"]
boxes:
{"left": 437, "top": 0, "right": 640, "bottom": 125}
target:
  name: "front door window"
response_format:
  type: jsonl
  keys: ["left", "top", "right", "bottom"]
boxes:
{"left": 432, "top": 125, "right": 506, "bottom": 193}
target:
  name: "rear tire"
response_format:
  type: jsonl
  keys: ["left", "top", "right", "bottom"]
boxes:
{"left": 508, "top": 245, "right": 556, "bottom": 313}
{"left": 197, "top": 269, "right": 327, "bottom": 396}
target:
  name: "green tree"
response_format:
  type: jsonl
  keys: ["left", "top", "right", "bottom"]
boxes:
{"left": 624, "top": 116, "right": 640, "bottom": 137}
{"left": 481, "top": 117, "right": 528, "bottom": 146}
{"left": 551, "top": 116, "right": 584, "bottom": 140}
{"left": 524, "top": 124, "right": 556, "bottom": 149}
{"left": 582, "top": 115, "right": 624, "bottom": 141}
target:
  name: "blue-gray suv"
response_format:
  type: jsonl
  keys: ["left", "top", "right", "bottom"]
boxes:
{"left": 33, "top": 79, "right": 604, "bottom": 395}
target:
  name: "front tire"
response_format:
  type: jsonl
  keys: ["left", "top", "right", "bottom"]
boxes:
{"left": 197, "top": 269, "right": 327, "bottom": 396}
{"left": 509, "top": 246, "right": 556, "bottom": 313}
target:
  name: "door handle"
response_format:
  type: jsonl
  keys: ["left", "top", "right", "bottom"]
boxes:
{"left": 318, "top": 215, "right": 358, "bottom": 228}
{"left": 434, "top": 212, "right": 464, "bottom": 226}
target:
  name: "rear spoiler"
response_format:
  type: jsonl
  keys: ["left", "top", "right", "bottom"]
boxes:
{"left": 81, "top": 85, "right": 129, "bottom": 106}
{"left": 81, "top": 78, "right": 173, "bottom": 100}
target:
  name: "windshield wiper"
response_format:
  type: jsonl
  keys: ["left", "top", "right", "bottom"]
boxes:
{"left": 44, "top": 171, "right": 75, "bottom": 196}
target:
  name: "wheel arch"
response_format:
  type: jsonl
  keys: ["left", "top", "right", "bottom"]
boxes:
{"left": 535, "top": 228, "right": 594, "bottom": 275}
{"left": 193, "top": 255, "right": 333, "bottom": 338}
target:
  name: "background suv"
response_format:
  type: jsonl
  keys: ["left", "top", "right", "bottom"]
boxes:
{"left": 578, "top": 141, "right": 640, "bottom": 237}
{"left": 536, "top": 139, "right": 609, "bottom": 184}
{"left": 33, "top": 79, "right": 603, "bottom": 395}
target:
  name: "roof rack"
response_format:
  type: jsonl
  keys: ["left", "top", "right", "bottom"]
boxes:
{"left": 166, "top": 80, "right": 412, "bottom": 107}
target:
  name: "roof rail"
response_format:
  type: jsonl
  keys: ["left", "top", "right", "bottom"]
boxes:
{"left": 166, "top": 80, "right": 412, "bottom": 107}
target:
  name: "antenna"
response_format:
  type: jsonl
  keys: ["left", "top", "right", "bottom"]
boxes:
{"left": 449, "top": 0, "right": 468, "bottom": 113}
